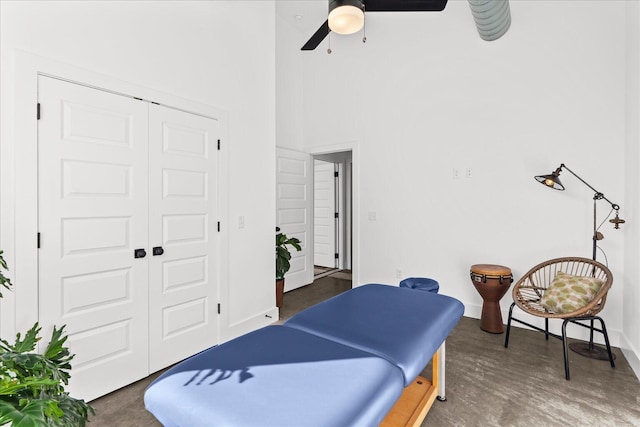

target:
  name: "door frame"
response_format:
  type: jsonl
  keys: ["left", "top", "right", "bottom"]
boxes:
{"left": 2, "top": 50, "right": 229, "bottom": 338}
{"left": 308, "top": 142, "right": 359, "bottom": 287}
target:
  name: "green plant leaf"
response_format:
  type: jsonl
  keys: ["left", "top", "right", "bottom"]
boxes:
{"left": 0, "top": 250, "right": 8, "bottom": 270}
{"left": 275, "top": 232, "right": 302, "bottom": 279}
{"left": 0, "top": 251, "right": 94, "bottom": 426}
{"left": 0, "top": 249, "right": 13, "bottom": 299}
{"left": 52, "top": 393, "right": 95, "bottom": 427}
{"left": 286, "top": 237, "right": 302, "bottom": 252}
{"left": 0, "top": 376, "right": 59, "bottom": 396}
{"left": 7, "top": 324, "right": 41, "bottom": 354}
{"left": 44, "top": 326, "right": 72, "bottom": 364}
{"left": 0, "top": 399, "right": 48, "bottom": 427}
{"left": 42, "top": 326, "right": 73, "bottom": 386}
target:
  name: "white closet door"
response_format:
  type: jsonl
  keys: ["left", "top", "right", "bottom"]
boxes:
{"left": 38, "top": 76, "right": 150, "bottom": 401}
{"left": 314, "top": 160, "right": 337, "bottom": 268}
{"left": 148, "top": 104, "right": 219, "bottom": 372}
{"left": 276, "top": 148, "right": 313, "bottom": 291}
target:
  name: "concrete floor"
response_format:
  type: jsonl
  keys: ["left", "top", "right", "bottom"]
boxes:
{"left": 89, "top": 276, "right": 640, "bottom": 426}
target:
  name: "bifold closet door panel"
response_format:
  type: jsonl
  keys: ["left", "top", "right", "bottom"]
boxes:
{"left": 148, "top": 103, "right": 220, "bottom": 372}
{"left": 37, "top": 76, "right": 150, "bottom": 401}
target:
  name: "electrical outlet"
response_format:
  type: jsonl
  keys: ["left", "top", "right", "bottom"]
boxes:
{"left": 238, "top": 216, "right": 245, "bottom": 229}
{"left": 466, "top": 168, "right": 473, "bottom": 178}
{"left": 396, "top": 269, "right": 402, "bottom": 279}
{"left": 368, "top": 211, "right": 377, "bottom": 221}
{"left": 452, "top": 168, "right": 460, "bottom": 179}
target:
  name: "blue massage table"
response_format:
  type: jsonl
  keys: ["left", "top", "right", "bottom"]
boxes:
{"left": 145, "top": 284, "right": 464, "bottom": 427}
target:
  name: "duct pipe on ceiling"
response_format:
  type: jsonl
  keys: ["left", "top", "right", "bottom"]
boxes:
{"left": 468, "top": 0, "right": 511, "bottom": 41}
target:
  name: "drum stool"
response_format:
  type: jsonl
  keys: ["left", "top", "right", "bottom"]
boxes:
{"left": 470, "top": 264, "right": 513, "bottom": 334}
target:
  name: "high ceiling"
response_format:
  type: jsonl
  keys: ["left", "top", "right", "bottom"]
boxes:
{"left": 275, "top": 0, "right": 327, "bottom": 35}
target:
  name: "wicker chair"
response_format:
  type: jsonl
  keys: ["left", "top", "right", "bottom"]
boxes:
{"left": 504, "top": 257, "right": 615, "bottom": 380}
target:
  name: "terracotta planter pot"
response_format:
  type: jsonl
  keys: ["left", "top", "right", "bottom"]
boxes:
{"left": 276, "top": 279, "right": 285, "bottom": 308}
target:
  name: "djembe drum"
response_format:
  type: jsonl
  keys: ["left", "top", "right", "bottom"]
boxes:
{"left": 470, "top": 264, "right": 513, "bottom": 334}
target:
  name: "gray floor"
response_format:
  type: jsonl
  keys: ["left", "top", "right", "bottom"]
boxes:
{"left": 89, "top": 276, "right": 640, "bottom": 426}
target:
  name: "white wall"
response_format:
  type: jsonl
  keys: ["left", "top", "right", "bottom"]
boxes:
{"left": 276, "top": 11, "right": 306, "bottom": 152}
{"left": 0, "top": 1, "right": 277, "bottom": 340}
{"left": 277, "top": 1, "right": 628, "bottom": 347}
{"left": 624, "top": 1, "right": 640, "bottom": 378}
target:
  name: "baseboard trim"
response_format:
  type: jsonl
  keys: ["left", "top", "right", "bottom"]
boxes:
{"left": 221, "top": 307, "right": 279, "bottom": 343}
{"left": 619, "top": 333, "right": 640, "bottom": 381}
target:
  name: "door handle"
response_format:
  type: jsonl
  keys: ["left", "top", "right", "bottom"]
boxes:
{"left": 152, "top": 246, "right": 164, "bottom": 256}
{"left": 134, "top": 248, "right": 147, "bottom": 259}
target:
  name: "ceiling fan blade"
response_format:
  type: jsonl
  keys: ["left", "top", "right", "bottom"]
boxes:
{"left": 364, "top": 0, "right": 448, "bottom": 12}
{"left": 301, "top": 20, "right": 330, "bottom": 51}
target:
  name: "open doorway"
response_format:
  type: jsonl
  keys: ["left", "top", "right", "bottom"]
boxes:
{"left": 275, "top": 145, "right": 356, "bottom": 298}
{"left": 313, "top": 151, "right": 352, "bottom": 282}
{"left": 277, "top": 149, "right": 354, "bottom": 322}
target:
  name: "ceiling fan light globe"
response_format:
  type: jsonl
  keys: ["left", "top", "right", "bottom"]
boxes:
{"left": 328, "top": 5, "right": 365, "bottom": 35}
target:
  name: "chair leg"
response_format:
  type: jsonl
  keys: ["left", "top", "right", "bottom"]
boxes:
{"left": 504, "top": 302, "right": 515, "bottom": 348}
{"left": 545, "top": 318, "right": 549, "bottom": 341}
{"left": 562, "top": 319, "right": 571, "bottom": 380}
{"left": 588, "top": 318, "right": 595, "bottom": 349}
{"left": 595, "top": 316, "right": 616, "bottom": 369}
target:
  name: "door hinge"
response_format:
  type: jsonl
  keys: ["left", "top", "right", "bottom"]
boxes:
{"left": 37, "top": 103, "right": 41, "bottom": 120}
{"left": 37, "top": 232, "right": 41, "bottom": 249}
{"left": 217, "top": 221, "right": 220, "bottom": 232}
{"left": 217, "top": 139, "right": 221, "bottom": 151}
{"left": 217, "top": 303, "right": 221, "bottom": 314}
{"left": 334, "top": 253, "right": 339, "bottom": 259}
{"left": 334, "top": 171, "right": 339, "bottom": 178}
{"left": 334, "top": 212, "right": 339, "bottom": 219}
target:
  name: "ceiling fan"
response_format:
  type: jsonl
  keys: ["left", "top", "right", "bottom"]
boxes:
{"left": 301, "top": 0, "right": 449, "bottom": 51}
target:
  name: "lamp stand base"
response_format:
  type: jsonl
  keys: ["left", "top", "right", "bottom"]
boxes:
{"left": 568, "top": 342, "right": 616, "bottom": 361}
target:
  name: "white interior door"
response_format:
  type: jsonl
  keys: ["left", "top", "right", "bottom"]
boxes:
{"left": 148, "top": 104, "right": 219, "bottom": 372}
{"left": 314, "top": 160, "right": 336, "bottom": 268}
{"left": 276, "top": 147, "right": 313, "bottom": 292}
{"left": 38, "top": 76, "right": 150, "bottom": 400}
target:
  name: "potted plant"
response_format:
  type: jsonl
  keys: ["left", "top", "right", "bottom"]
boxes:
{"left": 0, "top": 249, "right": 93, "bottom": 426}
{"left": 275, "top": 227, "right": 301, "bottom": 308}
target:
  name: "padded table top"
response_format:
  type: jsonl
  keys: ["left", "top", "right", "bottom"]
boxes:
{"left": 284, "top": 284, "right": 465, "bottom": 386}
{"left": 145, "top": 325, "right": 405, "bottom": 427}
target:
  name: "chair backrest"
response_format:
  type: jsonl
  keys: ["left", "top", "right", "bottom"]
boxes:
{"left": 512, "top": 257, "right": 613, "bottom": 319}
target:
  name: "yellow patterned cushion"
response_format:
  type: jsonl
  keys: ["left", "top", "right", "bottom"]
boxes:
{"left": 540, "top": 271, "right": 603, "bottom": 314}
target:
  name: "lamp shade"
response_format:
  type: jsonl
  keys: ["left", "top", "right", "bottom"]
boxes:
{"left": 535, "top": 173, "right": 565, "bottom": 191}
{"left": 328, "top": 0, "right": 365, "bottom": 35}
